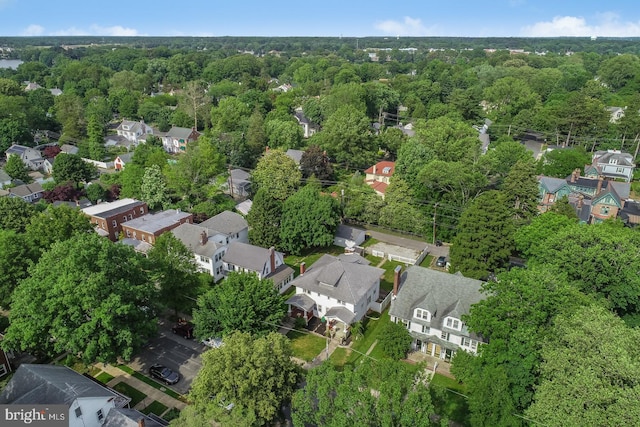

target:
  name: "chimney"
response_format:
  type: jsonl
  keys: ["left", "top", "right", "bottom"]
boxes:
{"left": 570, "top": 168, "right": 578, "bottom": 183}
{"left": 300, "top": 262, "right": 306, "bottom": 275}
{"left": 200, "top": 230, "right": 208, "bottom": 245}
{"left": 269, "top": 247, "right": 275, "bottom": 272}
{"left": 393, "top": 265, "right": 402, "bottom": 296}
{"left": 596, "top": 176, "right": 604, "bottom": 195}
{"left": 577, "top": 195, "right": 584, "bottom": 209}
{"left": 373, "top": 164, "right": 377, "bottom": 174}
{"left": 137, "top": 418, "right": 145, "bottom": 427}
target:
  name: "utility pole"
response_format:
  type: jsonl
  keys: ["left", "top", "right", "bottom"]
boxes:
{"left": 227, "top": 165, "right": 234, "bottom": 199}
{"left": 432, "top": 203, "right": 438, "bottom": 244}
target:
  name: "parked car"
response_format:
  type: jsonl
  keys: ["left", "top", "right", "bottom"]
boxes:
{"left": 149, "top": 364, "right": 180, "bottom": 385}
{"left": 202, "top": 337, "right": 224, "bottom": 349}
{"left": 436, "top": 256, "right": 447, "bottom": 267}
{"left": 171, "top": 320, "right": 194, "bottom": 339}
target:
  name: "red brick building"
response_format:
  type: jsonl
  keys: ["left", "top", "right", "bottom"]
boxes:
{"left": 82, "top": 198, "right": 148, "bottom": 241}
{"left": 121, "top": 209, "right": 193, "bottom": 245}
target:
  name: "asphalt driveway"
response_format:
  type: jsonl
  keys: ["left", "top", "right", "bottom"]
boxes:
{"left": 128, "top": 320, "right": 207, "bottom": 395}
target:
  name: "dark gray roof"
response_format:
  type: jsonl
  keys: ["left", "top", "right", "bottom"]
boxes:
{"left": 166, "top": 126, "right": 198, "bottom": 140}
{"left": 335, "top": 224, "right": 365, "bottom": 241}
{"left": 103, "top": 408, "right": 168, "bottom": 427}
{"left": 290, "top": 254, "right": 383, "bottom": 305}
{"left": 594, "top": 150, "right": 635, "bottom": 167}
{"left": 171, "top": 223, "right": 222, "bottom": 257}
{"left": 82, "top": 199, "right": 145, "bottom": 218}
{"left": 223, "top": 241, "right": 276, "bottom": 272}
{"left": 0, "top": 364, "right": 118, "bottom": 405}
{"left": 0, "top": 169, "right": 11, "bottom": 183}
{"left": 199, "top": 211, "right": 248, "bottom": 235}
{"left": 5, "top": 144, "right": 28, "bottom": 156}
{"left": 335, "top": 253, "right": 370, "bottom": 265}
{"left": 286, "top": 293, "right": 316, "bottom": 311}
{"left": 123, "top": 210, "right": 192, "bottom": 233}
{"left": 8, "top": 182, "right": 43, "bottom": 197}
{"left": 389, "top": 266, "right": 485, "bottom": 336}
{"left": 325, "top": 306, "right": 356, "bottom": 324}
{"left": 116, "top": 152, "right": 134, "bottom": 162}
{"left": 230, "top": 168, "right": 251, "bottom": 182}
{"left": 539, "top": 176, "right": 566, "bottom": 193}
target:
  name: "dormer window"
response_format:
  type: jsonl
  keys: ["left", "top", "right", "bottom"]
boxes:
{"left": 414, "top": 308, "right": 431, "bottom": 321}
{"left": 609, "top": 158, "right": 618, "bottom": 165}
{"left": 445, "top": 317, "right": 461, "bottom": 331}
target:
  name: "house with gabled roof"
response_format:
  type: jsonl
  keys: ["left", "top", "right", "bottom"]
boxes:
{"left": 222, "top": 242, "right": 294, "bottom": 294}
{"left": 5, "top": 144, "right": 45, "bottom": 171}
{"left": 171, "top": 211, "right": 248, "bottom": 281}
{"left": 286, "top": 253, "right": 384, "bottom": 341}
{"left": 389, "top": 266, "right": 486, "bottom": 361}
{"left": 5, "top": 182, "right": 44, "bottom": 203}
{"left": 294, "top": 108, "right": 319, "bottom": 138}
{"left": 0, "top": 364, "right": 132, "bottom": 427}
{"left": 585, "top": 150, "right": 635, "bottom": 182}
{"left": 116, "top": 119, "right": 153, "bottom": 144}
{"left": 161, "top": 126, "right": 200, "bottom": 154}
{"left": 285, "top": 149, "right": 304, "bottom": 165}
{"left": 364, "top": 161, "right": 395, "bottom": 198}
{"left": 114, "top": 152, "right": 134, "bottom": 171}
{"left": 224, "top": 168, "right": 252, "bottom": 198}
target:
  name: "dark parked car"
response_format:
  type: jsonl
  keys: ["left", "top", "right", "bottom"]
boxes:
{"left": 436, "top": 256, "right": 447, "bottom": 268}
{"left": 149, "top": 364, "right": 180, "bottom": 385}
{"left": 171, "top": 320, "right": 194, "bottom": 339}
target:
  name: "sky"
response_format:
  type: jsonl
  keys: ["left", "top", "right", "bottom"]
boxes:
{"left": 1, "top": 0, "right": 640, "bottom": 38}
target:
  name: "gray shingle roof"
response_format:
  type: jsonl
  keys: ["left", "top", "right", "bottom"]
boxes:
{"left": 171, "top": 223, "right": 222, "bottom": 257}
{"left": 223, "top": 241, "right": 275, "bottom": 272}
{"left": 199, "top": 211, "right": 248, "bottom": 235}
{"left": 166, "top": 126, "right": 197, "bottom": 140}
{"left": 285, "top": 149, "right": 304, "bottom": 164}
{"left": 123, "top": 209, "right": 192, "bottom": 234}
{"left": 594, "top": 150, "right": 635, "bottom": 167}
{"left": 8, "top": 182, "right": 43, "bottom": 197}
{"left": 102, "top": 408, "right": 168, "bottom": 427}
{"left": 539, "top": 176, "right": 567, "bottom": 194}
{"left": 290, "top": 254, "right": 384, "bottom": 305}
{"left": 335, "top": 224, "right": 365, "bottom": 241}
{"left": 325, "top": 306, "right": 356, "bottom": 324}
{"left": 0, "top": 364, "right": 118, "bottom": 405}
{"left": 389, "top": 266, "right": 485, "bottom": 335}
{"left": 286, "top": 293, "right": 316, "bottom": 311}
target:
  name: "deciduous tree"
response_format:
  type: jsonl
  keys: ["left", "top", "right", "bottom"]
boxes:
{"left": 3, "top": 233, "right": 158, "bottom": 363}
{"left": 0, "top": 230, "right": 35, "bottom": 309}
{"left": 247, "top": 188, "right": 283, "bottom": 248}
{"left": 25, "top": 204, "right": 93, "bottom": 254}
{"left": 0, "top": 197, "right": 38, "bottom": 233}
{"left": 193, "top": 272, "right": 286, "bottom": 338}
{"left": 4, "top": 154, "right": 31, "bottom": 183}
{"left": 140, "top": 164, "right": 170, "bottom": 210}
{"left": 251, "top": 149, "right": 301, "bottom": 201}
{"left": 378, "top": 320, "right": 412, "bottom": 360}
{"left": 52, "top": 153, "right": 97, "bottom": 187}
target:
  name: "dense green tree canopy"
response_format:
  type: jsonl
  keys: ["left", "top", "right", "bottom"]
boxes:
{"left": 193, "top": 271, "right": 286, "bottom": 338}
{"left": 186, "top": 331, "right": 298, "bottom": 426}
{"left": 52, "top": 153, "right": 97, "bottom": 186}
{"left": 3, "top": 233, "right": 158, "bottom": 363}
{"left": 247, "top": 187, "right": 284, "bottom": 248}
{"left": 4, "top": 154, "right": 31, "bottom": 182}
{"left": 251, "top": 149, "right": 301, "bottom": 201}
{"left": 0, "top": 230, "right": 35, "bottom": 309}
{"left": 0, "top": 197, "right": 38, "bottom": 233}
{"left": 279, "top": 182, "right": 341, "bottom": 255}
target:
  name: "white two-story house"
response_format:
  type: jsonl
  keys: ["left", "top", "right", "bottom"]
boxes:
{"left": 389, "top": 266, "right": 486, "bottom": 361}
{"left": 222, "top": 242, "right": 294, "bottom": 294}
{"left": 172, "top": 211, "right": 248, "bottom": 281}
{"left": 116, "top": 120, "right": 153, "bottom": 144}
{"left": 586, "top": 150, "right": 636, "bottom": 183}
{"left": 0, "top": 364, "right": 132, "bottom": 427}
{"left": 286, "top": 254, "right": 384, "bottom": 341}
{"left": 161, "top": 126, "right": 201, "bottom": 153}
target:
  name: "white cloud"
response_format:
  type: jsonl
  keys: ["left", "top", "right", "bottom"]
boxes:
{"left": 374, "top": 16, "right": 435, "bottom": 36}
{"left": 521, "top": 13, "right": 640, "bottom": 37}
{"left": 21, "top": 24, "right": 44, "bottom": 36}
{"left": 49, "top": 25, "right": 144, "bottom": 36}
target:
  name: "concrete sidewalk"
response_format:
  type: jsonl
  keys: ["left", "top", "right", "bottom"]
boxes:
{"left": 96, "top": 363, "right": 187, "bottom": 411}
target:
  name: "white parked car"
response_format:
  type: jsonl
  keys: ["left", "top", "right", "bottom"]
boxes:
{"left": 202, "top": 337, "right": 224, "bottom": 348}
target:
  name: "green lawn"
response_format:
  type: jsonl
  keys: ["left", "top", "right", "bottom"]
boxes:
{"left": 430, "top": 374, "right": 470, "bottom": 425}
{"left": 362, "top": 237, "right": 380, "bottom": 248}
{"left": 328, "top": 347, "right": 351, "bottom": 369}
{"left": 141, "top": 400, "right": 169, "bottom": 416}
{"left": 380, "top": 260, "right": 405, "bottom": 292}
{"left": 113, "top": 381, "right": 147, "bottom": 407}
{"left": 95, "top": 372, "right": 115, "bottom": 384}
{"left": 345, "top": 311, "right": 392, "bottom": 367}
{"left": 162, "top": 408, "right": 181, "bottom": 422}
{"left": 365, "top": 253, "right": 383, "bottom": 264}
{"left": 419, "top": 255, "right": 434, "bottom": 268}
{"left": 287, "top": 330, "right": 327, "bottom": 362}
{"left": 285, "top": 245, "right": 346, "bottom": 275}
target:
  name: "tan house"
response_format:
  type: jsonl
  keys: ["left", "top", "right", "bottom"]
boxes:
{"left": 364, "top": 161, "right": 395, "bottom": 198}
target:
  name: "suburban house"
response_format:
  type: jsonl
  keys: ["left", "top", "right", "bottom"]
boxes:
{"left": 538, "top": 169, "right": 631, "bottom": 223}
{"left": 114, "top": 152, "right": 134, "bottom": 171}
{"left": 285, "top": 149, "right": 304, "bottom": 165}
{"left": 619, "top": 200, "right": 640, "bottom": 227}
{"left": 225, "top": 168, "right": 252, "bottom": 198}
{"left": 2, "top": 182, "right": 44, "bottom": 203}
{"left": 82, "top": 198, "right": 149, "bottom": 241}
{"left": 364, "top": 161, "right": 395, "bottom": 198}
{"left": 585, "top": 150, "right": 635, "bottom": 183}
{"left": 161, "top": 126, "right": 201, "bottom": 153}
{"left": 294, "top": 108, "right": 319, "bottom": 138}
{"left": 389, "top": 266, "right": 486, "bottom": 361}
{"left": 607, "top": 106, "right": 626, "bottom": 123}
{"left": 172, "top": 210, "right": 248, "bottom": 281}
{"left": 121, "top": 209, "right": 193, "bottom": 245}
{"left": 0, "top": 364, "right": 132, "bottom": 427}
{"left": 333, "top": 224, "right": 366, "bottom": 250}
{"left": 60, "top": 144, "right": 79, "bottom": 155}
{"left": 286, "top": 254, "right": 384, "bottom": 341}
{"left": 0, "top": 169, "right": 11, "bottom": 188}
{"left": 5, "top": 144, "right": 45, "bottom": 170}
{"left": 222, "top": 242, "right": 294, "bottom": 294}
{"left": 116, "top": 119, "right": 153, "bottom": 144}
{"left": 104, "top": 134, "right": 135, "bottom": 151}
{"left": 102, "top": 408, "right": 168, "bottom": 427}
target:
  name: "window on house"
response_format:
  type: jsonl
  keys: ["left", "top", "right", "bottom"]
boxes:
{"left": 0, "top": 364, "right": 6, "bottom": 376}
{"left": 401, "top": 320, "right": 411, "bottom": 330}
{"left": 414, "top": 308, "right": 430, "bottom": 321}
{"left": 600, "top": 206, "right": 610, "bottom": 215}
{"left": 97, "top": 409, "right": 104, "bottom": 421}
{"left": 441, "top": 331, "right": 449, "bottom": 341}
{"left": 317, "top": 305, "right": 323, "bottom": 312}
{"left": 471, "top": 340, "right": 478, "bottom": 351}
{"left": 112, "top": 220, "right": 117, "bottom": 227}
{"left": 126, "top": 230, "right": 131, "bottom": 237}
{"left": 123, "top": 216, "right": 127, "bottom": 222}
{"left": 446, "top": 318, "right": 460, "bottom": 330}
{"left": 142, "top": 235, "right": 146, "bottom": 242}
{"left": 140, "top": 207, "right": 144, "bottom": 214}
{"left": 462, "top": 337, "right": 471, "bottom": 347}
{"left": 75, "top": 407, "right": 82, "bottom": 418}
{"left": 422, "top": 325, "right": 430, "bottom": 334}
{"left": 129, "top": 214, "right": 133, "bottom": 220}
